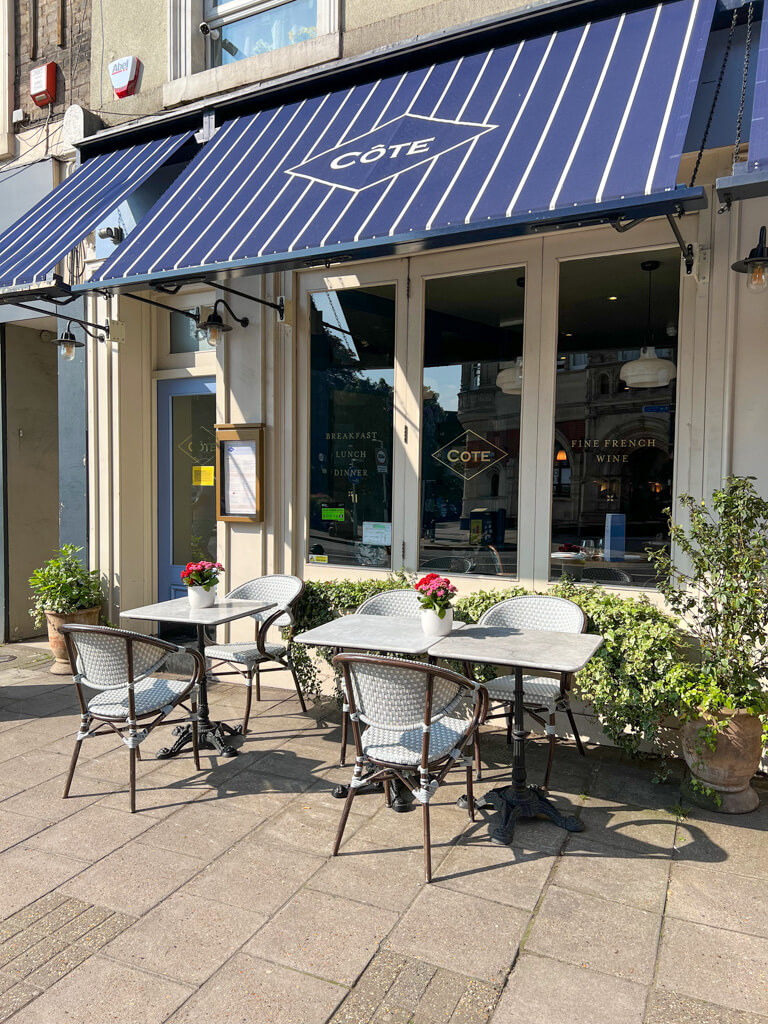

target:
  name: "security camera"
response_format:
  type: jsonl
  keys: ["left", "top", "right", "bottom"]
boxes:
{"left": 198, "top": 21, "right": 220, "bottom": 38}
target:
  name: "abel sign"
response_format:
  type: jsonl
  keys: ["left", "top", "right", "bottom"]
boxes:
{"left": 108, "top": 57, "right": 141, "bottom": 98}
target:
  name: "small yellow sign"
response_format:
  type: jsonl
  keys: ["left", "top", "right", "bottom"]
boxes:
{"left": 193, "top": 465, "right": 215, "bottom": 486}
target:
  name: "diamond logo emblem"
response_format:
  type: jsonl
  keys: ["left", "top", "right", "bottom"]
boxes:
{"left": 287, "top": 113, "right": 496, "bottom": 192}
{"left": 432, "top": 429, "right": 508, "bottom": 481}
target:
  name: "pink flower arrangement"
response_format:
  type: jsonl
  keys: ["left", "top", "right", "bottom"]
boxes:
{"left": 180, "top": 561, "right": 224, "bottom": 591}
{"left": 414, "top": 573, "right": 457, "bottom": 617}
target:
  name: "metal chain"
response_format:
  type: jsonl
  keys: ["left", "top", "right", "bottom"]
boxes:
{"left": 690, "top": 7, "right": 738, "bottom": 187}
{"left": 733, "top": 0, "right": 754, "bottom": 169}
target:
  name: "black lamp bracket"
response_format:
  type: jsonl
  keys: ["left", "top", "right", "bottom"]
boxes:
{"left": 116, "top": 291, "right": 201, "bottom": 322}
{"left": 203, "top": 279, "right": 284, "bottom": 321}
{"left": 1, "top": 300, "right": 110, "bottom": 339}
{"left": 666, "top": 213, "right": 695, "bottom": 275}
{"left": 212, "top": 297, "right": 249, "bottom": 328}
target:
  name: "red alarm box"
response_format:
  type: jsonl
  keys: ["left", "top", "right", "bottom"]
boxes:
{"left": 30, "top": 63, "right": 57, "bottom": 106}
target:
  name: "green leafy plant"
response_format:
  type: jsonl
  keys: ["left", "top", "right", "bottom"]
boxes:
{"left": 650, "top": 476, "right": 768, "bottom": 725}
{"left": 29, "top": 545, "right": 103, "bottom": 628}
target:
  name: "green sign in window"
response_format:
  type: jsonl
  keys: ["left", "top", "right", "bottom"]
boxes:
{"left": 321, "top": 507, "right": 346, "bottom": 522}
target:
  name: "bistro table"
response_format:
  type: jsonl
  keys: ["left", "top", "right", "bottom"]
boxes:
{"left": 121, "top": 597, "right": 275, "bottom": 759}
{"left": 294, "top": 613, "right": 466, "bottom": 800}
{"left": 428, "top": 624, "right": 603, "bottom": 846}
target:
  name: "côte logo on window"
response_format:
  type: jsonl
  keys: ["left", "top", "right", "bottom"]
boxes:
{"left": 432, "top": 429, "right": 507, "bottom": 482}
{"left": 287, "top": 114, "right": 496, "bottom": 192}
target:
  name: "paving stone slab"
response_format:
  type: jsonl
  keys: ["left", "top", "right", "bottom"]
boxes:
{"left": 436, "top": 839, "right": 556, "bottom": 911}
{"left": 329, "top": 950, "right": 408, "bottom": 1024}
{"left": 448, "top": 977, "right": 501, "bottom": 1023}
{"left": 0, "top": 774, "right": 116, "bottom": 824}
{"left": 657, "top": 918, "right": 768, "bottom": 1016}
{"left": 387, "top": 887, "right": 527, "bottom": 983}
{"left": 0, "top": 846, "right": 87, "bottom": 920}
{"left": 673, "top": 814, "right": 768, "bottom": 879}
{"left": 645, "top": 989, "right": 768, "bottom": 1024}
{"left": 525, "top": 885, "right": 660, "bottom": 984}
{"left": 414, "top": 968, "right": 469, "bottom": 1022}
{"left": 166, "top": 952, "right": 345, "bottom": 1023}
{"left": 26, "top": 804, "right": 154, "bottom": 863}
{"left": 245, "top": 888, "right": 398, "bottom": 985}
{"left": 7, "top": 953, "right": 193, "bottom": 1024}
{"left": 139, "top": 795, "right": 260, "bottom": 857}
{"left": 0, "top": 750, "right": 74, "bottom": 797}
{"left": 666, "top": 862, "right": 768, "bottom": 938}
{"left": 0, "top": 893, "right": 68, "bottom": 940}
{"left": 0, "top": 810, "right": 53, "bottom": 854}
{"left": 553, "top": 834, "right": 670, "bottom": 911}
{"left": 492, "top": 953, "right": 647, "bottom": 1024}
{"left": 61, "top": 841, "right": 204, "bottom": 915}
{"left": 104, "top": 891, "right": 264, "bottom": 986}
{"left": 253, "top": 797, "right": 369, "bottom": 854}
{"left": 181, "top": 833, "right": 324, "bottom": 914}
{"left": 575, "top": 797, "right": 678, "bottom": 854}
{"left": 28, "top": 912, "right": 135, "bottom": 989}
{"left": 0, "top": 979, "right": 39, "bottom": 1023}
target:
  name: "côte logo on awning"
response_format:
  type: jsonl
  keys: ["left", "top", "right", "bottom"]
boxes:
{"left": 287, "top": 113, "right": 496, "bottom": 192}
{"left": 432, "top": 429, "right": 507, "bottom": 481}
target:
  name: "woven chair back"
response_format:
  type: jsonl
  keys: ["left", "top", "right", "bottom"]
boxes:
{"left": 356, "top": 589, "right": 422, "bottom": 618}
{"left": 61, "top": 627, "right": 169, "bottom": 690}
{"left": 479, "top": 594, "right": 585, "bottom": 634}
{"left": 581, "top": 566, "right": 633, "bottom": 584}
{"left": 343, "top": 657, "right": 466, "bottom": 732}
{"left": 226, "top": 574, "right": 303, "bottom": 626}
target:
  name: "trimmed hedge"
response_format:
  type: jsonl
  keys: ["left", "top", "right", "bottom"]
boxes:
{"left": 287, "top": 573, "right": 687, "bottom": 765}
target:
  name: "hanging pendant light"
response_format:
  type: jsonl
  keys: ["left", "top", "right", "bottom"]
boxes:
{"left": 619, "top": 261, "right": 677, "bottom": 389}
{"left": 732, "top": 226, "right": 768, "bottom": 293}
{"left": 496, "top": 356, "right": 523, "bottom": 394}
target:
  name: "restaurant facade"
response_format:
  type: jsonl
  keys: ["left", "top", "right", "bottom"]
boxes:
{"left": 0, "top": 0, "right": 765, "bottom": 660}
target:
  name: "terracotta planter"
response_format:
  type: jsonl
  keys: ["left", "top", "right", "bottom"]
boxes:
{"left": 681, "top": 709, "right": 763, "bottom": 813}
{"left": 45, "top": 607, "right": 101, "bottom": 675}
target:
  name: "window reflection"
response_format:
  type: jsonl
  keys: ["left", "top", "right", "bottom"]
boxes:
{"left": 209, "top": 0, "right": 317, "bottom": 66}
{"left": 308, "top": 285, "right": 395, "bottom": 568}
{"left": 551, "top": 250, "right": 678, "bottom": 588}
{"left": 419, "top": 268, "right": 525, "bottom": 577}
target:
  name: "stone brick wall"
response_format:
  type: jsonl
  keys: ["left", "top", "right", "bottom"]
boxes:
{"left": 14, "top": 0, "right": 91, "bottom": 131}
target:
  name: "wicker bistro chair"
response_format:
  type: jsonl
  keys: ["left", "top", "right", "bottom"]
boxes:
{"left": 205, "top": 575, "right": 306, "bottom": 733}
{"left": 337, "top": 589, "right": 424, "bottom": 768}
{"left": 59, "top": 625, "right": 204, "bottom": 813}
{"left": 332, "top": 654, "right": 488, "bottom": 883}
{"left": 420, "top": 556, "right": 474, "bottom": 573}
{"left": 475, "top": 595, "right": 587, "bottom": 790}
{"left": 581, "top": 566, "right": 633, "bottom": 584}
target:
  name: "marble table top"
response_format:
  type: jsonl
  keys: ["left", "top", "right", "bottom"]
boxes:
{"left": 294, "top": 614, "right": 465, "bottom": 655}
{"left": 427, "top": 625, "right": 603, "bottom": 675}
{"left": 120, "top": 597, "right": 275, "bottom": 627}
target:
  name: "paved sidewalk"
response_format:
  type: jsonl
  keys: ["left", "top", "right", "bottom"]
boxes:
{"left": 0, "top": 645, "right": 766, "bottom": 1023}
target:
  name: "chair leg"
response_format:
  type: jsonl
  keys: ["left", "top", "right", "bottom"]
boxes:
{"left": 63, "top": 739, "right": 83, "bottom": 799}
{"left": 242, "top": 670, "right": 253, "bottom": 736}
{"left": 129, "top": 746, "right": 137, "bottom": 813}
{"left": 340, "top": 709, "right": 348, "bottom": 767}
{"left": 474, "top": 729, "right": 483, "bottom": 782}
{"left": 544, "top": 714, "right": 556, "bottom": 791}
{"left": 566, "top": 707, "right": 586, "bottom": 757}
{"left": 288, "top": 657, "right": 307, "bottom": 713}
{"left": 332, "top": 786, "right": 357, "bottom": 855}
{"left": 135, "top": 745, "right": 142, "bottom": 761}
{"left": 254, "top": 664, "right": 261, "bottom": 703}
{"left": 423, "top": 802, "right": 432, "bottom": 883}
{"left": 191, "top": 693, "right": 201, "bottom": 772}
{"left": 466, "top": 758, "right": 475, "bottom": 822}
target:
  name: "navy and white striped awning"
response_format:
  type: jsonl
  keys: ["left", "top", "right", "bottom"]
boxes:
{"left": 0, "top": 132, "right": 191, "bottom": 296}
{"left": 91, "top": 0, "right": 714, "bottom": 289}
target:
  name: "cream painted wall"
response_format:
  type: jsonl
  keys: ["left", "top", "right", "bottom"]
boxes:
{"left": 4, "top": 325, "right": 59, "bottom": 640}
{"left": 89, "top": 0, "right": 169, "bottom": 120}
{"left": 727, "top": 195, "right": 768, "bottom": 497}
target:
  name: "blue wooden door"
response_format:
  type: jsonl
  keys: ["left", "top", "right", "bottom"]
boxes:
{"left": 157, "top": 377, "right": 217, "bottom": 602}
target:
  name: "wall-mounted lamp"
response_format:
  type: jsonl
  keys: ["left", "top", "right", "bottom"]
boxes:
{"left": 197, "top": 299, "right": 249, "bottom": 346}
{"left": 555, "top": 448, "right": 568, "bottom": 462}
{"left": 732, "top": 225, "right": 768, "bottom": 293}
{"left": 54, "top": 326, "right": 85, "bottom": 362}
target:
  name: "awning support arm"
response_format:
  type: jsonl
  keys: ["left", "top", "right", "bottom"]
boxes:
{"left": 116, "top": 291, "right": 201, "bottom": 321}
{"left": 0, "top": 299, "right": 109, "bottom": 337}
{"left": 666, "top": 213, "right": 695, "bottom": 275}
{"left": 202, "top": 279, "right": 285, "bottom": 321}
{"left": 609, "top": 215, "right": 646, "bottom": 233}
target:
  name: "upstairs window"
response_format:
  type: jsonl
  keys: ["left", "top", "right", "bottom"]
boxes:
{"left": 204, "top": 0, "right": 320, "bottom": 66}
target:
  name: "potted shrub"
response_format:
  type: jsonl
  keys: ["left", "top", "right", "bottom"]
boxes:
{"left": 651, "top": 476, "right": 768, "bottom": 812}
{"left": 29, "top": 545, "right": 103, "bottom": 675}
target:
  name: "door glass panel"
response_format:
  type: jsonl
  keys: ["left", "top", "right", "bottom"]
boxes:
{"left": 419, "top": 267, "right": 525, "bottom": 577}
{"left": 551, "top": 249, "right": 679, "bottom": 588}
{"left": 308, "top": 285, "right": 395, "bottom": 568}
{"left": 171, "top": 394, "right": 217, "bottom": 565}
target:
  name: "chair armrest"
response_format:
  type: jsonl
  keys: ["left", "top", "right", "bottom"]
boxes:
{"left": 255, "top": 605, "right": 293, "bottom": 657}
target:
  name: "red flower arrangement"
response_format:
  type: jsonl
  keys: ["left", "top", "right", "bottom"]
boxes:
{"left": 414, "top": 573, "right": 457, "bottom": 618}
{"left": 180, "top": 561, "right": 224, "bottom": 591}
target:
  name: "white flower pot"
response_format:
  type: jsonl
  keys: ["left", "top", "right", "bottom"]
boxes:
{"left": 187, "top": 585, "right": 216, "bottom": 610}
{"left": 421, "top": 607, "right": 453, "bottom": 637}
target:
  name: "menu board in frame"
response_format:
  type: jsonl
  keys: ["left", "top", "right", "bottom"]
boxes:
{"left": 215, "top": 423, "right": 264, "bottom": 523}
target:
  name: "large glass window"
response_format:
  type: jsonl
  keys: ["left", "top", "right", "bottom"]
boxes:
{"left": 308, "top": 285, "right": 395, "bottom": 568}
{"left": 419, "top": 268, "right": 525, "bottom": 577}
{"left": 205, "top": 0, "right": 317, "bottom": 66}
{"left": 550, "top": 249, "right": 679, "bottom": 588}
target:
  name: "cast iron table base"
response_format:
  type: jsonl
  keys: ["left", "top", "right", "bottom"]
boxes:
{"left": 458, "top": 665, "right": 584, "bottom": 845}
{"left": 156, "top": 624, "right": 239, "bottom": 759}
